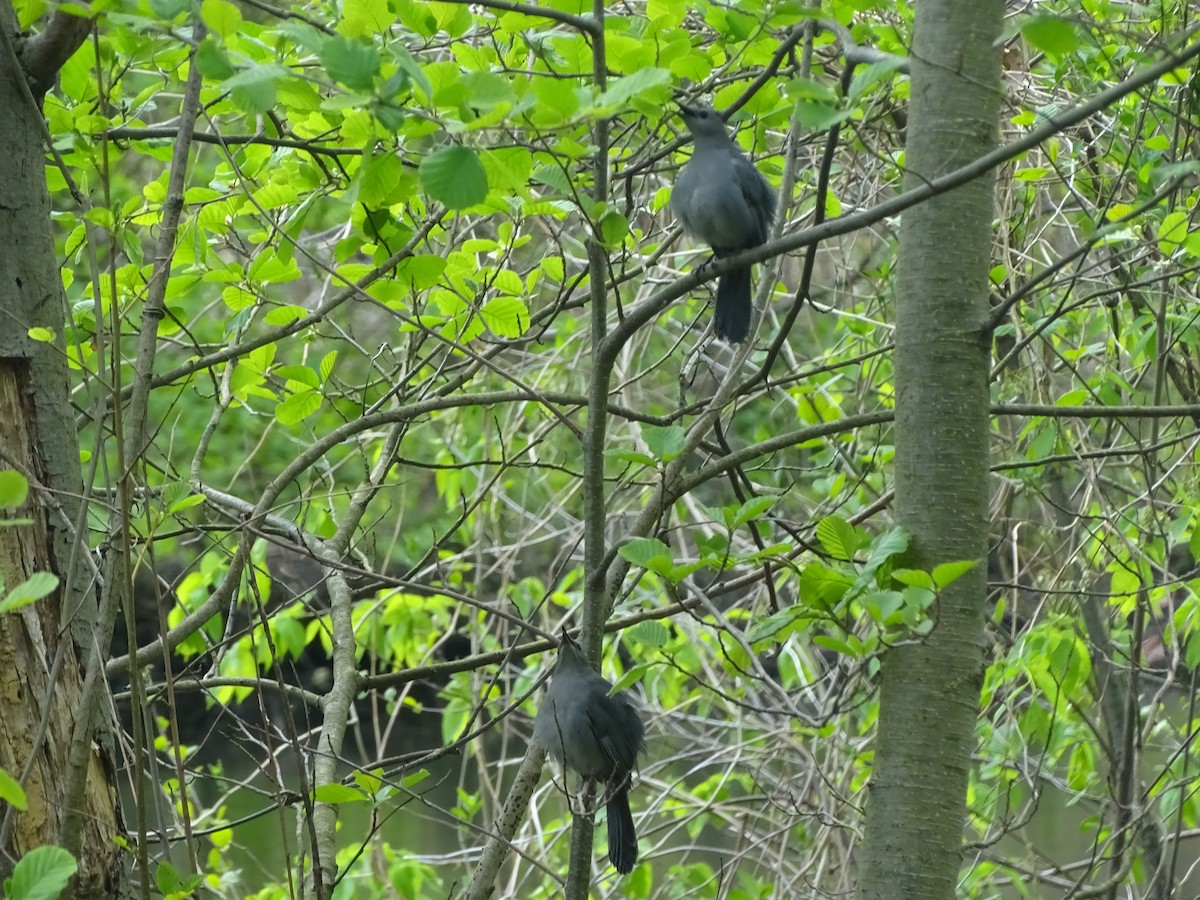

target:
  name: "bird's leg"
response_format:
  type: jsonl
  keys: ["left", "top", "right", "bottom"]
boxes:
{"left": 577, "top": 780, "right": 599, "bottom": 817}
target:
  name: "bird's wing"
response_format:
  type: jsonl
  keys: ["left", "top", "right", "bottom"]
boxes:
{"left": 732, "top": 158, "right": 777, "bottom": 244}
{"left": 586, "top": 694, "right": 642, "bottom": 773}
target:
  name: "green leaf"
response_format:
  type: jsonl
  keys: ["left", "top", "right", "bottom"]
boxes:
{"left": 618, "top": 537, "right": 673, "bottom": 571}
{"left": 480, "top": 296, "right": 528, "bottom": 337}
{"left": 862, "top": 527, "right": 910, "bottom": 574}
{"left": 389, "top": 44, "right": 433, "bottom": 99}
{"left": 155, "top": 860, "right": 183, "bottom": 895}
{"left": 7, "top": 845, "right": 77, "bottom": 900}
{"left": 846, "top": 57, "right": 908, "bottom": 102}
{"left": 200, "top": 0, "right": 242, "bottom": 37}
{"left": 319, "top": 351, "right": 338, "bottom": 382}
{"left": 630, "top": 620, "right": 670, "bottom": 647}
{"left": 224, "top": 64, "right": 290, "bottom": 115}
{"left": 402, "top": 768, "right": 430, "bottom": 789}
{"left": 1157, "top": 210, "right": 1189, "bottom": 256}
{"left": 745, "top": 605, "right": 806, "bottom": 643}
{"left": 1, "top": 572, "right": 60, "bottom": 613}
{"left": 730, "top": 496, "right": 775, "bottom": 530}
{"left": 358, "top": 152, "right": 405, "bottom": 207}
{"left": 812, "top": 634, "right": 858, "bottom": 658}
{"left": 594, "top": 68, "right": 671, "bottom": 111}
{"left": 194, "top": 37, "right": 235, "bottom": 80}
{"left": 932, "top": 559, "right": 977, "bottom": 589}
{"left": 599, "top": 210, "right": 628, "bottom": 248}
{"left": 606, "top": 448, "right": 656, "bottom": 466}
{"left": 891, "top": 568, "right": 934, "bottom": 590}
{"left": 275, "top": 390, "right": 322, "bottom": 425}
{"left": 1021, "top": 15, "right": 1080, "bottom": 58}
{"left": 314, "top": 783, "right": 368, "bottom": 804}
{"left": 791, "top": 101, "right": 854, "bottom": 132}
{"left": 644, "top": 425, "right": 686, "bottom": 461}
{"left": 419, "top": 146, "right": 489, "bottom": 209}
{"left": 461, "top": 71, "right": 516, "bottom": 112}
{"left": 0, "top": 470, "right": 29, "bottom": 508}
{"left": 609, "top": 663, "right": 647, "bottom": 694}
{"left": 816, "top": 515, "right": 859, "bottom": 560}
{"left": 799, "top": 560, "right": 853, "bottom": 606}
{"left": 320, "top": 37, "right": 381, "bottom": 91}
{"left": 0, "top": 767, "right": 27, "bottom": 809}
{"left": 340, "top": 0, "right": 390, "bottom": 37}
{"left": 15, "top": 0, "right": 47, "bottom": 28}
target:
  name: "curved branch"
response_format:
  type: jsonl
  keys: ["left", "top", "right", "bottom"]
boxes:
{"left": 17, "top": 8, "right": 92, "bottom": 98}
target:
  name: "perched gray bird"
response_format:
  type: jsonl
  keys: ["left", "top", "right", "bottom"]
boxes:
{"left": 671, "top": 103, "right": 777, "bottom": 343}
{"left": 534, "top": 631, "right": 645, "bottom": 874}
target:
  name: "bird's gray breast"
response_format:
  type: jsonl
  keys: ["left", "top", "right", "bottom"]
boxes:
{"left": 672, "top": 160, "right": 767, "bottom": 254}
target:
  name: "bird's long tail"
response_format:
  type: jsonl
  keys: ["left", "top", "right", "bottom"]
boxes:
{"left": 606, "top": 787, "right": 638, "bottom": 874}
{"left": 714, "top": 265, "right": 752, "bottom": 342}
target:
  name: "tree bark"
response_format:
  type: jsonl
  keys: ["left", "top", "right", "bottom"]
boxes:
{"left": 856, "top": 2, "right": 1003, "bottom": 898}
{"left": 0, "top": 4, "right": 125, "bottom": 894}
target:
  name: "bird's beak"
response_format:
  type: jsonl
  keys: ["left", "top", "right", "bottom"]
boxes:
{"left": 676, "top": 101, "right": 700, "bottom": 117}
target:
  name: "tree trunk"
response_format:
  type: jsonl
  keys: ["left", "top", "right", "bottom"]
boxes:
{"left": 856, "top": 2, "right": 1003, "bottom": 898}
{"left": 0, "top": 4, "right": 125, "bottom": 894}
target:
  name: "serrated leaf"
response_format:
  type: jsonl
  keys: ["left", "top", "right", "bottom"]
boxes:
{"left": 1158, "top": 210, "right": 1188, "bottom": 255}
{"left": 7, "top": 845, "right": 77, "bottom": 900}
{"left": 599, "top": 210, "right": 628, "bottom": 247}
{"left": 480, "top": 296, "right": 528, "bottom": 337}
{"left": 891, "top": 568, "right": 934, "bottom": 590}
{"left": 666, "top": 561, "right": 707, "bottom": 581}
{"left": 168, "top": 494, "right": 204, "bottom": 514}
{"left": 800, "top": 561, "right": 853, "bottom": 606}
{"left": 275, "top": 390, "right": 321, "bottom": 425}
{"left": 618, "top": 537, "right": 673, "bottom": 569}
{"left": 730, "top": 496, "right": 775, "bottom": 529}
{"left": 0, "top": 767, "right": 27, "bottom": 809}
{"left": 358, "top": 152, "right": 404, "bottom": 207}
{"left": 792, "top": 101, "right": 854, "bottom": 132}
{"left": 630, "top": 620, "right": 670, "bottom": 647}
{"left": 594, "top": 67, "right": 671, "bottom": 110}
{"left": 604, "top": 449, "right": 656, "bottom": 467}
{"left": 745, "top": 605, "right": 805, "bottom": 643}
{"left": 815, "top": 515, "right": 859, "bottom": 560}
{"left": 1021, "top": 15, "right": 1079, "bottom": 58}
{"left": 419, "top": 146, "right": 488, "bottom": 210}
{"left": 319, "top": 351, "right": 337, "bottom": 382}
{"left": 402, "top": 768, "right": 429, "bottom": 788}
{"left": 194, "top": 37, "right": 235, "bottom": 80}
{"left": 644, "top": 424, "right": 686, "bottom": 461}
{"left": 320, "top": 36, "right": 381, "bottom": 91}
{"left": 314, "top": 783, "right": 367, "bottom": 804}
{"left": 1, "top": 572, "right": 60, "bottom": 613}
{"left": 200, "top": 0, "right": 242, "bottom": 37}
{"left": 610, "top": 663, "right": 647, "bottom": 693}
{"left": 862, "top": 527, "right": 910, "bottom": 571}
{"left": 812, "top": 634, "right": 857, "bottom": 658}
{"left": 932, "top": 559, "right": 977, "bottom": 589}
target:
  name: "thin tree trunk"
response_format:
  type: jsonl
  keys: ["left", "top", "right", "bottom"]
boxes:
{"left": 856, "top": 2, "right": 1003, "bottom": 898}
{"left": 0, "top": 4, "right": 125, "bottom": 894}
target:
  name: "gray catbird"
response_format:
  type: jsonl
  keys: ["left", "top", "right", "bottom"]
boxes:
{"left": 671, "top": 103, "right": 777, "bottom": 343}
{"left": 534, "top": 631, "right": 645, "bottom": 874}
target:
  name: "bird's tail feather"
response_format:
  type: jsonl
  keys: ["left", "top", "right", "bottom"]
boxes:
{"left": 606, "top": 789, "right": 638, "bottom": 874}
{"left": 714, "top": 266, "right": 752, "bottom": 342}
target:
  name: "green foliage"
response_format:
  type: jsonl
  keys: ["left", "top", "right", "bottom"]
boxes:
{"left": 2, "top": 846, "right": 77, "bottom": 900}
{"left": 11, "top": 0, "right": 1200, "bottom": 893}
